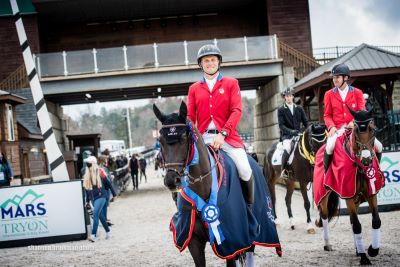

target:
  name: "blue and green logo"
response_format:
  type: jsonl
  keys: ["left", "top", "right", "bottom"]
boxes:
{"left": 1, "top": 189, "right": 46, "bottom": 220}
{"left": 1, "top": 189, "right": 48, "bottom": 237}
{"left": 381, "top": 156, "right": 400, "bottom": 184}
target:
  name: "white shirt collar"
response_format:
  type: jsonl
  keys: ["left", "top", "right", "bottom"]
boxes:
{"left": 338, "top": 85, "right": 349, "bottom": 101}
{"left": 205, "top": 74, "right": 218, "bottom": 92}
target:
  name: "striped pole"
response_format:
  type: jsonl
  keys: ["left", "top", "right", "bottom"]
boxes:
{"left": 10, "top": 0, "right": 69, "bottom": 182}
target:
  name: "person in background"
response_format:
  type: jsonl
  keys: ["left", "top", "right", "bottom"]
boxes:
{"left": 80, "top": 150, "right": 92, "bottom": 179}
{"left": 139, "top": 155, "right": 147, "bottom": 183}
{"left": 128, "top": 154, "right": 139, "bottom": 190}
{"left": 98, "top": 155, "right": 117, "bottom": 227}
{"left": 277, "top": 87, "right": 308, "bottom": 178}
{"left": 83, "top": 156, "right": 116, "bottom": 242}
{"left": 0, "top": 151, "right": 13, "bottom": 187}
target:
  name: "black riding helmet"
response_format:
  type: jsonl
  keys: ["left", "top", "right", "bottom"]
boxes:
{"left": 281, "top": 86, "right": 295, "bottom": 97}
{"left": 330, "top": 63, "right": 351, "bottom": 78}
{"left": 197, "top": 44, "right": 222, "bottom": 66}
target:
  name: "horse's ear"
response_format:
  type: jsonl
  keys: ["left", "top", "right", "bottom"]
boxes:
{"left": 346, "top": 104, "right": 357, "bottom": 119}
{"left": 153, "top": 104, "right": 166, "bottom": 123}
{"left": 179, "top": 101, "right": 187, "bottom": 120}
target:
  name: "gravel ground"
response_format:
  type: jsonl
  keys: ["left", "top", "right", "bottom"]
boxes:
{"left": 1, "top": 164, "right": 399, "bottom": 267}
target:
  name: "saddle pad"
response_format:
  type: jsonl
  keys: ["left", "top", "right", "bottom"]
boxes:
{"left": 272, "top": 142, "right": 284, "bottom": 166}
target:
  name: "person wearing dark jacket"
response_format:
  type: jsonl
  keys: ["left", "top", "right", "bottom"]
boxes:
{"left": 83, "top": 156, "right": 117, "bottom": 242}
{"left": 139, "top": 156, "right": 147, "bottom": 183}
{"left": 0, "top": 151, "right": 13, "bottom": 187}
{"left": 278, "top": 87, "right": 308, "bottom": 178}
{"left": 98, "top": 155, "right": 117, "bottom": 226}
{"left": 129, "top": 154, "right": 140, "bottom": 190}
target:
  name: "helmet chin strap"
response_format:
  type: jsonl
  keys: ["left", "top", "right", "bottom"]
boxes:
{"left": 339, "top": 75, "right": 348, "bottom": 89}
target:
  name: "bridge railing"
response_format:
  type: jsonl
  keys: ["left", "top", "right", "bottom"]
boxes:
{"left": 35, "top": 35, "right": 278, "bottom": 79}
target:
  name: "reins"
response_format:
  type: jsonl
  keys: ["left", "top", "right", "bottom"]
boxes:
{"left": 160, "top": 123, "right": 220, "bottom": 184}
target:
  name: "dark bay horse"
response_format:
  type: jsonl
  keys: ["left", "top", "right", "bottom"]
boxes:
{"left": 314, "top": 108, "right": 383, "bottom": 265}
{"left": 153, "top": 102, "right": 280, "bottom": 267}
{"left": 264, "top": 123, "right": 327, "bottom": 232}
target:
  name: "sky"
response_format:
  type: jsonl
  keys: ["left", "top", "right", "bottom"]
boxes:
{"left": 63, "top": 0, "right": 400, "bottom": 120}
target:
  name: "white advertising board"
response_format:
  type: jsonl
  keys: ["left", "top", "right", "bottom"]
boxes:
{"left": 0, "top": 181, "right": 86, "bottom": 245}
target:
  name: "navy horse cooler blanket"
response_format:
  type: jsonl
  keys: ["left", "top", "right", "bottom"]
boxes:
{"left": 170, "top": 151, "right": 281, "bottom": 259}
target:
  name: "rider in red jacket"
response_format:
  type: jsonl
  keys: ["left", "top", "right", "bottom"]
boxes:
{"left": 187, "top": 44, "right": 254, "bottom": 206}
{"left": 323, "top": 63, "right": 383, "bottom": 172}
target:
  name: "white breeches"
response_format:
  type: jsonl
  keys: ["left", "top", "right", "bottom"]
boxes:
{"left": 203, "top": 133, "right": 252, "bottom": 181}
{"left": 282, "top": 139, "right": 292, "bottom": 153}
{"left": 325, "top": 129, "right": 382, "bottom": 155}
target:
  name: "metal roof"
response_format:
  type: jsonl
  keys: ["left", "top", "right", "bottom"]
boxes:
{"left": 294, "top": 43, "right": 400, "bottom": 92}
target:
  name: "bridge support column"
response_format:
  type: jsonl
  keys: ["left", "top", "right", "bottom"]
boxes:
{"left": 254, "top": 66, "right": 294, "bottom": 166}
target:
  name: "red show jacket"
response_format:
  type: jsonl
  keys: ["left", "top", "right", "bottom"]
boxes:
{"left": 187, "top": 73, "right": 244, "bottom": 148}
{"left": 323, "top": 86, "right": 365, "bottom": 130}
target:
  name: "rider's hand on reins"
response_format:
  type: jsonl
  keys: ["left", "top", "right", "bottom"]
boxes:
{"left": 328, "top": 126, "right": 337, "bottom": 137}
{"left": 347, "top": 121, "right": 355, "bottom": 129}
{"left": 211, "top": 133, "right": 225, "bottom": 150}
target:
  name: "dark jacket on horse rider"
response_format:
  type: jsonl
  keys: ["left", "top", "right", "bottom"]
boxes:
{"left": 277, "top": 89, "right": 308, "bottom": 178}
{"left": 278, "top": 103, "right": 309, "bottom": 141}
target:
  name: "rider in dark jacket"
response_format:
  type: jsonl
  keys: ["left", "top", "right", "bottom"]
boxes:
{"left": 278, "top": 87, "right": 308, "bottom": 178}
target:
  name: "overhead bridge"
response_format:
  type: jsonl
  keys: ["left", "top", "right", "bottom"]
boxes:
{"left": 34, "top": 36, "right": 282, "bottom": 105}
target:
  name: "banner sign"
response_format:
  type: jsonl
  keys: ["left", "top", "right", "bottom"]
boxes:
{"left": 0, "top": 181, "right": 86, "bottom": 247}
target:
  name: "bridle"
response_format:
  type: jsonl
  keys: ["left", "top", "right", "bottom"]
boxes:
{"left": 160, "top": 122, "right": 220, "bottom": 184}
{"left": 352, "top": 120, "right": 376, "bottom": 162}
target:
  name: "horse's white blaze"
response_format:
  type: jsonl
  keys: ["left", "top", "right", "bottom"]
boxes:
{"left": 361, "top": 149, "right": 371, "bottom": 158}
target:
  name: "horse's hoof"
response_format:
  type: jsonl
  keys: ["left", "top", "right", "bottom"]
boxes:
{"left": 291, "top": 225, "right": 295, "bottom": 230}
{"left": 323, "top": 245, "right": 333, "bottom": 251}
{"left": 368, "top": 245, "right": 379, "bottom": 257}
{"left": 359, "top": 253, "right": 372, "bottom": 265}
{"left": 307, "top": 228, "right": 316, "bottom": 234}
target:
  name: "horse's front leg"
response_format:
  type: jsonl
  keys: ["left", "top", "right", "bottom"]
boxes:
{"left": 346, "top": 199, "right": 371, "bottom": 265}
{"left": 268, "top": 171, "right": 279, "bottom": 224}
{"left": 317, "top": 191, "right": 333, "bottom": 251}
{"left": 299, "top": 181, "right": 315, "bottom": 234}
{"left": 367, "top": 195, "right": 381, "bottom": 258}
{"left": 285, "top": 178, "right": 295, "bottom": 229}
{"left": 188, "top": 234, "right": 207, "bottom": 267}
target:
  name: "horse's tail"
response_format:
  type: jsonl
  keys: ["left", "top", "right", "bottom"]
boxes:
{"left": 263, "top": 143, "right": 277, "bottom": 183}
{"left": 315, "top": 192, "right": 340, "bottom": 227}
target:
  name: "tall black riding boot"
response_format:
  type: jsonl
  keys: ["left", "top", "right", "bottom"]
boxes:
{"left": 323, "top": 150, "right": 333, "bottom": 174}
{"left": 240, "top": 175, "right": 254, "bottom": 205}
{"left": 280, "top": 150, "right": 290, "bottom": 178}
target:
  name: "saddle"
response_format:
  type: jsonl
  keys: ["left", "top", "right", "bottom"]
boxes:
{"left": 170, "top": 150, "right": 281, "bottom": 259}
{"left": 313, "top": 132, "right": 384, "bottom": 206}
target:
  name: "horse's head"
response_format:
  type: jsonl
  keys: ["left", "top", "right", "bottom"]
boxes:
{"left": 153, "top": 101, "right": 190, "bottom": 191}
{"left": 348, "top": 106, "right": 376, "bottom": 166}
{"left": 304, "top": 122, "right": 327, "bottom": 153}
